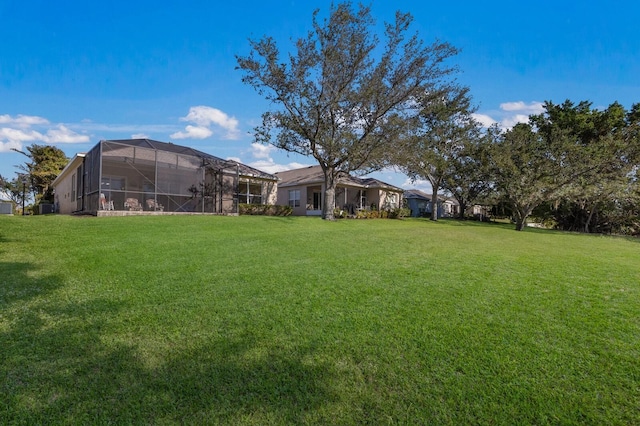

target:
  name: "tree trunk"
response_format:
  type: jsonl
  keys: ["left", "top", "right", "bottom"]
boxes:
{"left": 584, "top": 203, "right": 598, "bottom": 234}
{"left": 322, "top": 168, "right": 337, "bottom": 220}
{"left": 430, "top": 189, "right": 439, "bottom": 221}
{"left": 513, "top": 204, "right": 533, "bottom": 231}
{"left": 458, "top": 200, "right": 466, "bottom": 220}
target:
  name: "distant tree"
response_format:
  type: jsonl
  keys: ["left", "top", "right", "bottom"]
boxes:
{"left": 489, "top": 100, "right": 640, "bottom": 232}
{"left": 13, "top": 144, "right": 68, "bottom": 205}
{"left": 442, "top": 125, "right": 493, "bottom": 220}
{"left": 395, "top": 87, "right": 478, "bottom": 221}
{"left": 237, "top": 2, "right": 459, "bottom": 219}
{"left": 0, "top": 173, "right": 29, "bottom": 211}
{"left": 487, "top": 122, "right": 569, "bottom": 231}
{"left": 532, "top": 101, "right": 639, "bottom": 233}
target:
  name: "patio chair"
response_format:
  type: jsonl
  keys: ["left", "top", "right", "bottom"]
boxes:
{"left": 124, "top": 198, "right": 142, "bottom": 211}
{"left": 145, "top": 198, "right": 164, "bottom": 212}
{"left": 100, "top": 193, "right": 114, "bottom": 210}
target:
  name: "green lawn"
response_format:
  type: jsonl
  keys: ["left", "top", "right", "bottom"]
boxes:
{"left": 1, "top": 215, "right": 639, "bottom": 424}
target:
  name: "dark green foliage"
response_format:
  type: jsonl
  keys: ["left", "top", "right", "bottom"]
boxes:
{"left": 12, "top": 144, "right": 69, "bottom": 205}
{"left": 488, "top": 100, "right": 640, "bottom": 232}
{"left": 530, "top": 101, "right": 640, "bottom": 234}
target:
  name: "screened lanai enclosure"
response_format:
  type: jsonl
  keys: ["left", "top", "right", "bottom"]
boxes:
{"left": 61, "top": 139, "right": 277, "bottom": 215}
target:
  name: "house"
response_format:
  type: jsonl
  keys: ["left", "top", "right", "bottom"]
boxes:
{"left": 274, "top": 165, "right": 403, "bottom": 216}
{"left": 51, "top": 139, "right": 278, "bottom": 215}
{"left": 0, "top": 200, "right": 13, "bottom": 215}
{"left": 404, "top": 189, "right": 459, "bottom": 218}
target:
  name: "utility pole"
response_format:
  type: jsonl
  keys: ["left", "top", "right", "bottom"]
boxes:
{"left": 21, "top": 176, "right": 27, "bottom": 215}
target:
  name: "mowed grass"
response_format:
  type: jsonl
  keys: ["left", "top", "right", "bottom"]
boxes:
{"left": 1, "top": 215, "right": 639, "bottom": 425}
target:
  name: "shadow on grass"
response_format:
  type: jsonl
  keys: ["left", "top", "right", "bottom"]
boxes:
{"left": 1, "top": 261, "right": 64, "bottom": 305}
{"left": 408, "top": 217, "right": 514, "bottom": 229}
{"left": 424, "top": 218, "right": 640, "bottom": 241}
{"left": 1, "top": 262, "right": 335, "bottom": 424}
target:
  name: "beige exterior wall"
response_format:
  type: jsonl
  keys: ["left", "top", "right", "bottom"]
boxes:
{"left": 376, "top": 190, "right": 401, "bottom": 210}
{"left": 53, "top": 155, "right": 84, "bottom": 215}
{"left": 277, "top": 185, "right": 308, "bottom": 216}
{"left": 54, "top": 173, "right": 75, "bottom": 214}
{"left": 280, "top": 185, "right": 403, "bottom": 216}
{"left": 262, "top": 179, "right": 278, "bottom": 205}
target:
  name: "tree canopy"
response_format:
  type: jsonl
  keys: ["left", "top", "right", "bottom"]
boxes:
{"left": 395, "top": 86, "right": 479, "bottom": 220}
{"left": 13, "top": 144, "right": 69, "bottom": 205}
{"left": 488, "top": 101, "right": 640, "bottom": 231}
{"left": 237, "top": 1, "right": 459, "bottom": 219}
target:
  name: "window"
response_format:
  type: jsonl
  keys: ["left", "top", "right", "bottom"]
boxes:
{"left": 71, "top": 173, "right": 76, "bottom": 200}
{"left": 238, "top": 181, "right": 263, "bottom": 204}
{"left": 288, "top": 189, "right": 300, "bottom": 207}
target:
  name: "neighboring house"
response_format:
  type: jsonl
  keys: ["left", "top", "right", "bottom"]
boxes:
{"left": 404, "top": 189, "right": 459, "bottom": 218}
{"left": 0, "top": 200, "right": 13, "bottom": 215}
{"left": 471, "top": 204, "right": 492, "bottom": 220}
{"left": 274, "top": 165, "right": 403, "bottom": 216}
{"left": 52, "top": 139, "right": 278, "bottom": 215}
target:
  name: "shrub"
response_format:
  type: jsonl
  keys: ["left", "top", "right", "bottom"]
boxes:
{"left": 274, "top": 205, "right": 293, "bottom": 216}
{"left": 391, "top": 207, "right": 411, "bottom": 219}
{"left": 239, "top": 204, "right": 292, "bottom": 216}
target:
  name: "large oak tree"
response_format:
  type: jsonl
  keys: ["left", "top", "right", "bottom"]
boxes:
{"left": 237, "top": 2, "right": 459, "bottom": 219}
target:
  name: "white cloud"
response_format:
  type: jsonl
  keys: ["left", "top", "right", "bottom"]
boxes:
{"left": 0, "top": 127, "right": 44, "bottom": 142}
{"left": 175, "top": 106, "right": 240, "bottom": 140}
{"left": 500, "top": 101, "right": 544, "bottom": 115}
{"left": 500, "top": 114, "right": 531, "bottom": 129}
{"left": 0, "top": 140, "right": 23, "bottom": 153}
{"left": 250, "top": 143, "right": 275, "bottom": 159}
{"left": 0, "top": 116, "right": 89, "bottom": 153}
{"left": 44, "top": 125, "right": 90, "bottom": 144}
{"left": 473, "top": 100, "right": 545, "bottom": 130}
{"left": 131, "top": 133, "right": 150, "bottom": 139}
{"left": 240, "top": 142, "right": 311, "bottom": 173}
{"left": 401, "top": 177, "right": 433, "bottom": 193}
{"left": 248, "top": 159, "right": 310, "bottom": 174}
{"left": 170, "top": 125, "right": 213, "bottom": 140}
{"left": 0, "top": 114, "right": 49, "bottom": 127}
{"left": 471, "top": 113, "right": 497, "bottom": 128}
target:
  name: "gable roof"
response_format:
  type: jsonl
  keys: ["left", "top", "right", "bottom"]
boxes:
{"left": 102, "top": 139, "right": 277, "bottom": 180}
{"left": 403, "top": 189, "right": 431, "bottom": 200}
{"left": 275, "top": 165, "right": 402, "bottom": 191}
{"left": 404, "top": 189, "right": 459, "bottom": 204}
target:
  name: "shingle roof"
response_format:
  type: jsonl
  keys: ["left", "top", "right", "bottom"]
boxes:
{"left": 275, "top": 165, "right": 402, "bottom": 191}
{"left": 403, "top": 189, "right": 431, "bottom": 200}
{"left": 404, "top": 189, "right": 458, "bottom": 204}
{"left": 103, "top": 139, "right": 277, "bottom": 180}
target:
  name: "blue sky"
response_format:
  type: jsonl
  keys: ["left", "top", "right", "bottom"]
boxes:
{"left": 1, "top": 0, "right": 638, "bottom": 192}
